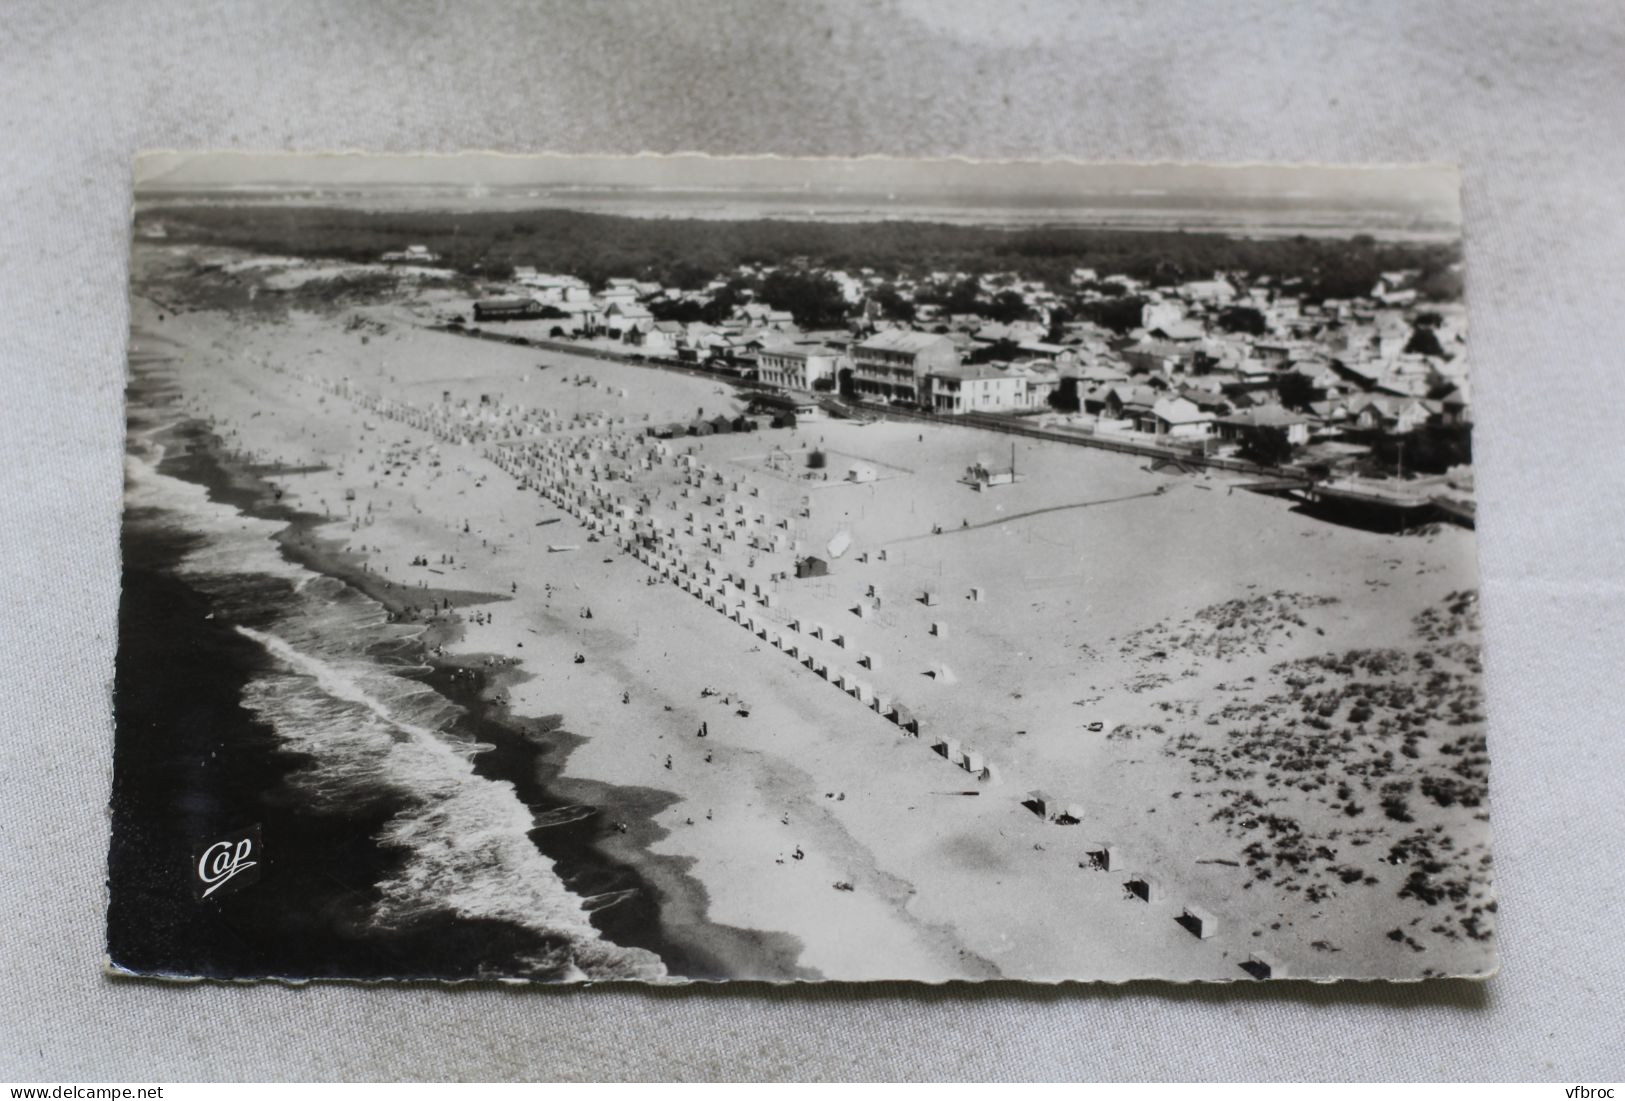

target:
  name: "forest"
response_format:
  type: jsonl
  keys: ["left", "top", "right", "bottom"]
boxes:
{"left": 140, "top": 202, "right": 1464, "bottom": 308}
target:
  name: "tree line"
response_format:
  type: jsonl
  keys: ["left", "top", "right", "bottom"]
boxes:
{"left": 141, "top": 203, "right": 1463, "bottom": 311}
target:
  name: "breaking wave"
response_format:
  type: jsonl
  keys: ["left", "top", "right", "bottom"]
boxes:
{"left": 125, "top": 438, "right": 667, "bottom": 982}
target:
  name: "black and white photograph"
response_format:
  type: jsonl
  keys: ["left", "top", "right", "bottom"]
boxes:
{"left": 112, "top": 152, "right": 1492, "bottom": 985}
{"left": 11, "top": 0, "right": 1625, "bottom": 1085}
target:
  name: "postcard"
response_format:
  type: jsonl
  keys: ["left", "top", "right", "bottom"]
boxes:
{"left": 110, "top": 153, "right": 1492, "bottom": 983}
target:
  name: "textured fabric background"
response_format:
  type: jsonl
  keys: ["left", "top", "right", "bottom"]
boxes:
{"left": 2, "top": 0, "right": 1621, "bottom": 1082}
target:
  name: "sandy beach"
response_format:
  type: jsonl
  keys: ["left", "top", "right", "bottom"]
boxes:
{"left": 121, "top": 243, "right": 1493, "bottom": 982}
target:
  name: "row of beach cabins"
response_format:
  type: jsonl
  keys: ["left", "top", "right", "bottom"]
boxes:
{"left": 490, "top": 420, "right": 1260, "bottom": 971}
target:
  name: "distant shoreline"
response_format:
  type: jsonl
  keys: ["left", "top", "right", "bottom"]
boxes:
{"left": 133, "top": 190, "right": 1459, "bottom": 242}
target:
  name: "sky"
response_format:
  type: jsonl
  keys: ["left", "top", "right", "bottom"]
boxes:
{"left": 134, "top": 152, "right": 1460, "bottom": 221}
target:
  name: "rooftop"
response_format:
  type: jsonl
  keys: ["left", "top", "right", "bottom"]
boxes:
{"left": 858, "top": 329, "right": 956, "bottom": 355}
{"left": 760, "top": 344, "right": 841, "bottom": 360}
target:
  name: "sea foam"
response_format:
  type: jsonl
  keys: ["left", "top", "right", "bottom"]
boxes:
{"left": 129, "top": 447, "right": 666, "bottom": 981}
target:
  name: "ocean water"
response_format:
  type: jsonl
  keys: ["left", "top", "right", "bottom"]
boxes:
{"left": 110, "top": 404, "right": 668, "bottom": 982}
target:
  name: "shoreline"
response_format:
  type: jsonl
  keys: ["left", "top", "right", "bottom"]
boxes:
{"left": 114, "top": 499, "right": 575, "bottom": 981}
{"left": 136, "top": 368, "right": 810, "bottom": 981}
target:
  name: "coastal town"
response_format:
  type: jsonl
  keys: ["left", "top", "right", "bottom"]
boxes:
{"left": 115, "top": 164, "right": 1492, "bottom": 986}
{"left": 447, "top": 247, "right": 1475, "bottom": 528}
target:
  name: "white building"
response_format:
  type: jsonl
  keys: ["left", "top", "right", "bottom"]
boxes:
{"left": 1139, "top": 396, "right": 1214, "bottom": 439}
{"left": 1141, "top": 300, "right": 1185, "bottom": 332}
{"left": 381, "top": 244, "right": 440, "bottom": 263}
{"left": 925, "top": 361, "right": 1058, "bottom": 415}
{"left": 517, "top": 272, "right": 591, "bottom": 304}
{"left": 756, "top": 345, "right": 842, "bottom": 391}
